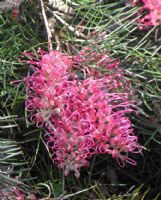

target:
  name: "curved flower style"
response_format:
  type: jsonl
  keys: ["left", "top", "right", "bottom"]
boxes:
{"left": 24, "top": 49, "right": 141, "bottom": 177}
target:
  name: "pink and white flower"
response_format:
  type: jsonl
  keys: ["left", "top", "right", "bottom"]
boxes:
{"left": 24, "top": 49, "right": 141, "bottom": 177}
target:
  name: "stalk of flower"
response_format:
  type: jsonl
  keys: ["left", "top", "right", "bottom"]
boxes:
{"left": 24, "top": 48, "right": 141, "bottom": 177}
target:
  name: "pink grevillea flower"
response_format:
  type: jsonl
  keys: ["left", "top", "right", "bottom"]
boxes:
{"left": 141, "top": 0, "right": 161, "bottom": 27}
{"left": 129, "top": 0, "right": 161, "bottom": 28}
{"left": 24, "top": 50, "right": 73, "bottom": 126}
{"left": 0, "top": 188, "right": 24, "bottom": 200}
{"left": 0, "top": 186, "right": 37, "bottom": 200}
{"left": 24, "top": 49, "right": 141, "bottom": 177}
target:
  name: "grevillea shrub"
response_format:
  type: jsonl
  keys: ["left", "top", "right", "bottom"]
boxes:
{"left": 24, "top": 48, "right": 141, "bottom": 177}
{"left": 130, "top": 0, "right": 161, "bottom": 28}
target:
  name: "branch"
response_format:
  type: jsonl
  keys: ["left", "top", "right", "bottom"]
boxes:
{"left": 53, "top": 12, "right": 87, "bottom": 39}
{"left": 40, "top": 0, "right": 53, "bottom": 51}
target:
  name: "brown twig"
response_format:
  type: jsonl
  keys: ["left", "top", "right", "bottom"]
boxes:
{"left": 53, "top": 12, "right": 87, "bottom": 39}
{"left": 40, "top": 0, "right": 53, "bottom": 51}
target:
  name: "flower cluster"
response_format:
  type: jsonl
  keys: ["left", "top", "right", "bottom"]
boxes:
{"left": 130, "top": 0, "right": 161, "bottom": 28}
{"left": 0, "top": 186, "right": 37, "bottom": 200}
{"left": 24, "top": 48, "right": 141, "bottom": 177}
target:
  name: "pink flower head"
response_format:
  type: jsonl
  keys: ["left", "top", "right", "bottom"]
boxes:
{"left": 13, "top": 188, "right": 24, "bottom": 200}
{"left": 140, "top": 0, "right": 161, "bottom": 27}
{"left": 24, "top": 49, "right": 141, "bottom": 177}
{"left": 24, "top": 50, "right": 72, "bottom": 126}
{"left": 39, "top": 50, "right": 72, "bottom": 79}
{"left": 0, "top": 187, "right": 24, "bottom": 200}
{"left": 130, "top": 0, "right": 161, "bottom": 28}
